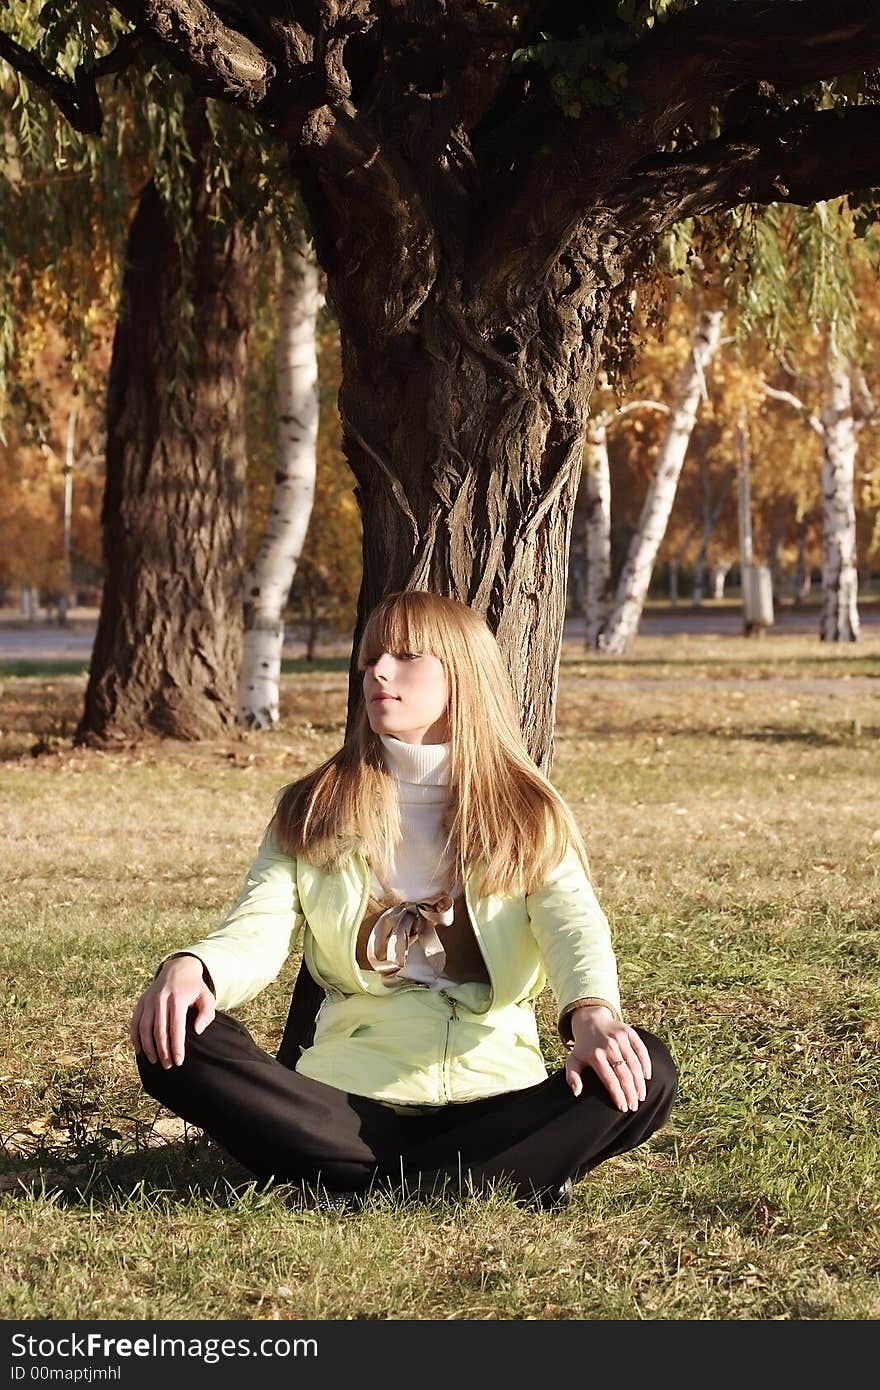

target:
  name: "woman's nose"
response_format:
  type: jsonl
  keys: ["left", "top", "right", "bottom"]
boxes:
{"left": 371, "top": 653, "right": 396, "bottom": 679}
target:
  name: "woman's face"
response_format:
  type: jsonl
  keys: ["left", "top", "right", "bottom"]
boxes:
{"left": 362, "top": 647, "right": 449, "bottom": 745}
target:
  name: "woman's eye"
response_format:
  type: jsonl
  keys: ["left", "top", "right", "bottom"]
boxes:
{"left": 363, "top": 651, "right": 420, "bottom": 666}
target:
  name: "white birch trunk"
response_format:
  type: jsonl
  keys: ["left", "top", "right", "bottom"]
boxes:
{"left": 710, "top": 566, "right": 729, "bottom": 601}
{"left": 238, "top": 228, "right": 324, "bottom": 728}
{"left": 583, "top": 417, "right": 612, "bottom": 649}
{"left": 599, "top": 309, "right": 723, "bottom": 654}
{"left": 819, "top": 361, "right": 861, "bottom": 643}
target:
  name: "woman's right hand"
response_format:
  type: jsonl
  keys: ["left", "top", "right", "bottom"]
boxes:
{"left": 129, "top": 955, "right": 216, "bottom": 1069}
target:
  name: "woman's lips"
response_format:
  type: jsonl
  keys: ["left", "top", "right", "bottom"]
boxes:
{"left": 371, "top": 694, "right": 398, "bottom": 702}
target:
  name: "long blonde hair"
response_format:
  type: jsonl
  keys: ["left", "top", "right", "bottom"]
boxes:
{"left": 272, "top": 591, "right": 591, "bottom": 897}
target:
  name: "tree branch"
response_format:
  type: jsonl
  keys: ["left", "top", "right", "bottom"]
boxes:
{"left": 90, "top": 29, "right": 145, "bottom": 80}
{"left": 0, "top": 5, "right": 258, "bottom": 132}
{"left": 615, "top": 399, "right": 671, "bottom": 418}
{"left": 0, "top": 30, "right": 102, "bottom": 134}
{"left": 110, "top": 0, "right": 278, "bottom": 111}
{"left": 614, "top": 105, "right": 880, "bottom": 233}
{"left": 760, "top": 380, "right": 823, "bottom": 436}
{"left": 851, "top": 366, "right": 880, "bottom": 431}
{"left": 469, "top": 0, "right": 880, "bottom": 309}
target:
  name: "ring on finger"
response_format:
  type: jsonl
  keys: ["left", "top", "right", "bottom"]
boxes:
{"left": 611, "top": 1057, "right": 627, "bottom": 1070}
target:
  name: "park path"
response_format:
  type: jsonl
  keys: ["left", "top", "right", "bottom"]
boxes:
{"left": 0, "top": 605, "right": 877, "bottom": 677}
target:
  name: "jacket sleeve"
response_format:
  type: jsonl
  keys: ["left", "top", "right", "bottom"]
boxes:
{"left": 155, "top": 822, "right": 305, "bottom": 1013}
{"left": 525, "top": 843, "right": 623, "bottom": 1043}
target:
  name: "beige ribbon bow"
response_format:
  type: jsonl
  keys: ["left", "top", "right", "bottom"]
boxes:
{"left": 366, "top": 894, "right": 455, "bottom": 986}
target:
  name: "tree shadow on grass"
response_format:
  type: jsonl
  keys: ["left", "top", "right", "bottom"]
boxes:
{"left": 0, "top": 1137, "right": 266, "bottom": 1211}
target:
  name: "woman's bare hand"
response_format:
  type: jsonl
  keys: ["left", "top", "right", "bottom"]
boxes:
{"left": 564, "top": 1004, "right": 652, "bottom": 1113}
{"left": 129, "top": 956, "right": 215, "bottom": 1069}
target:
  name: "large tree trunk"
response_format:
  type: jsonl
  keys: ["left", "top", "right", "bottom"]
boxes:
{"left": 238, "top": 227, "right": 323, "bottom": 728}
{"left": 582, "top": 418, "right": 613, "bottom": 650}
{"left": 306, "top": 237, "right": 619, "bottom": 769}
{"left": 597, "top": 310, "right": 723, "bottom": 655}
{"left": 820, "top": 360, "right": 861, "bottom": 642}
{"left": 78, "top": 119, "right": 258, "bottom": 743}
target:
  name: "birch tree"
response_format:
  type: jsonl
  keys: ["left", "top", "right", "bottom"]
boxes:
{"left": 599, "top": 309, "right": 723, "bottom": 654}
{"left": 762, "top": 357, "right": 862, "bottom": 642}
{"left": 817, "top": 363, "right": 861, "bottom": 641}
{"left": 577, "top": 393, "right": 671, "bottom": 648}
{"left": 238, "top": 227, "right": 324, "bottom": 729}
{"left": 580, "top": 418, "right": 613, "bottom": 649}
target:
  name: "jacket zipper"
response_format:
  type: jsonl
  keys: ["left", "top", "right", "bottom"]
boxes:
{"left": 438, "top": 990, "right": 459, "bottom": 1104}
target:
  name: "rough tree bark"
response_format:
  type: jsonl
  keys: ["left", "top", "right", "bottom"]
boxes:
{"left": 325, "top": 255, "right": 611, "bottom": 761}
{"left": 598, "top": 310, "right": 723, "bottom": 654}
{"left": 77, "top": 111, "right": 258, "bottom": 742}
{"left": 238, "top": 227, "right": 323, "bottom": 728}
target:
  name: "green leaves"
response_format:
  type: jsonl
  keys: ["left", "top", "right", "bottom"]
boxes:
{"left": 509, "top": 2, "right": 696, "bottom": 117}
{"left": 707, "top": 200, "right": 867, "bottom": 360}
{"left": 512, "top": 26, "right": 634, "bottom": 115}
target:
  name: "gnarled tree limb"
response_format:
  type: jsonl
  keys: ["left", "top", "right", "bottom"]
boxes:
{"left": 615, "top": 105, "right": 880, "bottom": 232}
{"left": 110, "top": 0, "right": 277, "bottom": 109}
{"left": 469, "top": 0, "right": 880, "bottom": 309}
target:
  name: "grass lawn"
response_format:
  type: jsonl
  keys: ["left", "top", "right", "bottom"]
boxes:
{"left": 1, "top": 630, "right": 878, "bottom": 1320}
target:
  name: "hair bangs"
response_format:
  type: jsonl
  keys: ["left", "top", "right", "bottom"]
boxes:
{"left": 356, "top": 593, "right": 442, "bottom": 670}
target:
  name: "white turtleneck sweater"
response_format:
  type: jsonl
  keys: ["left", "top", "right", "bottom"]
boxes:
{"left": 371, "top": 734, "right": 456, "bottom": 901}
{"left": 372, "top": 734, "right": 459, "bottom": 989}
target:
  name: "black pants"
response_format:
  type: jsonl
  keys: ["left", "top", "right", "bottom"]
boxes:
{"left": 137, "top": 1009, "right": 677, "bottom": 1202}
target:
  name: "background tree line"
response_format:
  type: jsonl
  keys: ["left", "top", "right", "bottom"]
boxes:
{"left": 5, "top": 273, "right": 879, "bottom": 621}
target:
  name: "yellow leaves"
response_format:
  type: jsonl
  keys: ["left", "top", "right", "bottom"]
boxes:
{"left": 0, "top": 315, "right": 108, "bottom": 586}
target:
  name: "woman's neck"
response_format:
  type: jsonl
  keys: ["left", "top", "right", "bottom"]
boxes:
{"left": 378, "top": 734, "right": 450, "bottom": 794}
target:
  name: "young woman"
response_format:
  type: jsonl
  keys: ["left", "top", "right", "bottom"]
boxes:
{"left": 131, "top": 591, "right": 676, "bottom": 1209}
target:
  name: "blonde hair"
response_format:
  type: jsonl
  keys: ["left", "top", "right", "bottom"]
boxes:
{"left": 272, "top": 591, "right": 591, "bottom": 897}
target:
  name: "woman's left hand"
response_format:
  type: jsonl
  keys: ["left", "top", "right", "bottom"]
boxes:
{"left": 565, "top": 1004, "right": 652, "bottom": 1113}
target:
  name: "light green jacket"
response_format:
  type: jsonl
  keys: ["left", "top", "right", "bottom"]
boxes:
{"left": 163, "top": 826, "right": 622, "bottom": 1107}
